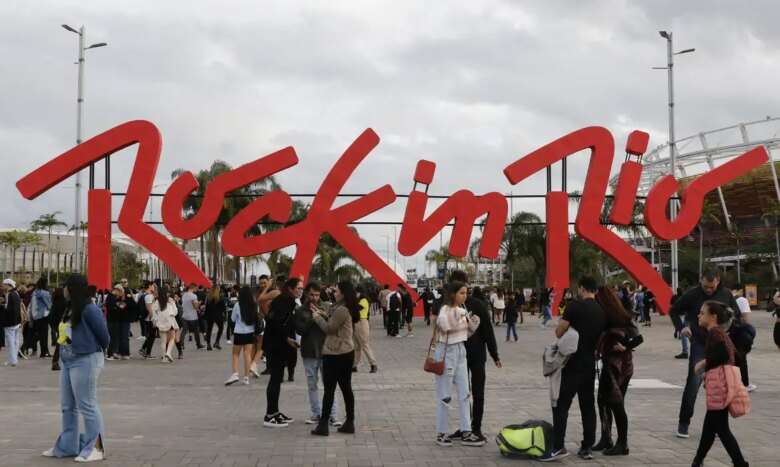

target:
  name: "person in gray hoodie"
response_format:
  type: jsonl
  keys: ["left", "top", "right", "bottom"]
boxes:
{"left": 294, "top": 282, "right": 341, "bottom": 427}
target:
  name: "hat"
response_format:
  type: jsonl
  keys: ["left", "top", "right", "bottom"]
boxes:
{"left": 2, "top": 278, "right": 17, "bottom": 288}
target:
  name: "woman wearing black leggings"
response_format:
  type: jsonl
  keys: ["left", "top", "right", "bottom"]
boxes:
{"left": 205, "top": 287, "right": 225, "bottom": 350}
{"left": 593, "top": 287, "right": 644, "bottom": 456}
{"left": 692, "top": 301, "right": 748, "bottom": 467}
{"left": 311, "top": 280, "right": 360, "bottom": 436}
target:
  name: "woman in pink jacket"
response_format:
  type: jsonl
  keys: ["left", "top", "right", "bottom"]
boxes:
{"left": 692, "top": 301, "right": 748, "bottom": 467}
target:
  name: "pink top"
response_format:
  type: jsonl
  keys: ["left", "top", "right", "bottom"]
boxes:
{"left": 436, "top": 305, "right": 479, "bottom": 344}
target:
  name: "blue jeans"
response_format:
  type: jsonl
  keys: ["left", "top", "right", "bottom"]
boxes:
{"left": 542, "top": 306, "right": 552, "bottom": 325}
{"left": 681, "top": 334, "right": 690, "bottom": 354}
{"left": 3, "top": 325, "right": 19, "bottom": 365}
{"left": 434, "top": 342, "right": 470, "bottom": 434}
{"left": 52, "top": 347, "right": 105, "bottom": 458}
{"left": 302, "top": 357, "right": 339, "bottom": 419}
{"left": 506, "top": 323, "right": 517, "bottom": 340}
{"left": 679, "top": 342, "right": 705, "bottom": 426}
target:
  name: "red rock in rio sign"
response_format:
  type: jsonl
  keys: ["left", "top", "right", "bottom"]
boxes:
{"left": 16, "top": 120, "right": 768, "bottom": 315}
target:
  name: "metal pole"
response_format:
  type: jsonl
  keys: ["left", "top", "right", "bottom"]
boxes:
{"left": 666, "top": 32, "right": 679, "bottom": 290}
{"left": 73, "top": 26, "right": 86, "bottom": 273}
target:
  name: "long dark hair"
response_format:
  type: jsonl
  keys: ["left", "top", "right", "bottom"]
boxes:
{"left": 445, "top": 281, "right": 467, "bottom": 307}
{"left": 703, "top": 300, "right": 733, "bottom": 325}
{"left": 239, "top": 286, "right": 258, "bottom": 325}
{"left": 65, "top": 274, "right": 90, "bottom": 326}
{"left": 596, "top": 286, "right": 633, "bottom": 328}
{"left": 337, "top": 280, "right": 360, "bottom": 323}
{"left": 158, "top": 285, "right": 170, "bottom": 311}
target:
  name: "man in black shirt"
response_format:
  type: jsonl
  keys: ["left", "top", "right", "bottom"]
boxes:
{"left": 669, "top": 269, "right": 738, "bottom": 438}
{"left": 542, "top": 277, "right": 605, "bottom": 462}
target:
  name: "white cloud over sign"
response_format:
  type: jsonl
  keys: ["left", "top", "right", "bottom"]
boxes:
{"left": 3, "top": 0, "right": 780, "bottom": 279}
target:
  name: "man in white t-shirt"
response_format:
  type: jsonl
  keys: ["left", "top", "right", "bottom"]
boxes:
{"left": 140, "top": 282, "right": 157, "bottom": 358}
{"left": 732, "top": 287, "right": 756, "bottom": 392}
{"left": 181, "top": 283, "right": 204, "bottom": 350}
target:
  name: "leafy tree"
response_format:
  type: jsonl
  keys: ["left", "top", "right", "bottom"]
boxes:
{"left": 30, "top": 211, "right": 68, "bottom": 284}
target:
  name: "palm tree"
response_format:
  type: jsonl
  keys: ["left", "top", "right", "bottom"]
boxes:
{"left": 0, "top": 230, "right": 41, "bottom": 279}
{"left": 68, "top": 221, "right": 89, "bottom": 272}
{"left": 31, "top": 212, "right": 68, "bottom": 283}
{"left": 501, "top": 212, "right": 546, "bottom": 289}
{"left": 311, "top": 234, "right": 364, "bottom": 284}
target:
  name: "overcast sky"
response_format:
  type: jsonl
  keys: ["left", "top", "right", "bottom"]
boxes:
{"left": 3, "top": 0, "right": 780, "bottom": 278}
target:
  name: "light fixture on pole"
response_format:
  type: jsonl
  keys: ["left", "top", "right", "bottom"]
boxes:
{"left": 653, "top": 30, "right": 695, "bottom": 293}
{"left": 62, "top": 24, "right": 108, "bottom": 272}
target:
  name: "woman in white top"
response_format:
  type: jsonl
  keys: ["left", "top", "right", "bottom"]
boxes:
{"left": 433, "top": 281, "right": 480, "bottom": 447}
{"left": 225, "top": 286, "right": 259, "bottom": 386}
{"left": 491, "top": 289, "right": 506, "bottom": 326}
{"left": 153, "top": 285, "right": 179, "bottom": 363}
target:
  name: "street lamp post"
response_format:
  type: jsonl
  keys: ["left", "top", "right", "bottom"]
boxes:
{"left": 62, "top": 24, "right": 107, "bottom": 273}
{"left": 655, "top": 30, "right": 694, "bottom": 292}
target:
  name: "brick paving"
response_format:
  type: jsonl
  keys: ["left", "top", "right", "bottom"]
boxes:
{"left": 0, "top": 311, "right": 777, "bottom": 467}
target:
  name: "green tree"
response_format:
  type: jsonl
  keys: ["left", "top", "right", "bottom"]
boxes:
{"left": 111, "top": 246, "right": 147, "bottom": 286}
{"left": 0, "top": 230, "right": 41, "bottom": 279}
{"left": 30, "top": 211, "right": 68, "bottom": 284}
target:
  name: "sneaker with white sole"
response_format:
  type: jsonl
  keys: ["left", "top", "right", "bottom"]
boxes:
{"left": 243, "top": 376, "right": 250, "bottom": 385}
{"left": 330, "top": 418, "right": 343, "bottom": 428}
{"left": 224, "top": 373, "right": 240, "bottom": 386}
{"left": 461, "top": 431, "right": 487, "bottom": 446}
{"left": 676, "top": 422, "right": 690, "bottom": 438}
{"left": 305, "top": 415, "right": 321, "bottom": 425}
{"left": 747, "top": 384, "right": 757, "bottom": 392}
{"left": 264, "top": 413, "right": 289, "bottom": 428}
{"left": 41, "top": 448, "right": 55, "bottom": 457}
{"left": 436, "top": 433, "right": 453, "bottom": 447}
{"left": 278, "top": 412, "right": 294, "bottom": 423}
{"left": 538, "top": 448, "right": 569, "bottom": 462}
{"left": 74, "top": 448, "right": 104, "bottom": 462}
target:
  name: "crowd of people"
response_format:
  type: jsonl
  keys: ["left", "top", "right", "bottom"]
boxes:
{"left": 0, "top": 266, "right": 775, "bottom": 465}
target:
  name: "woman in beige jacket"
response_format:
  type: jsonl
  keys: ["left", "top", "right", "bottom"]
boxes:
{"left": 310, "top": 280, "right": 360, "bottom": 436}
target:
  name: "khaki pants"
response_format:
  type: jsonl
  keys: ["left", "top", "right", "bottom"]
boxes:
{"left": 353, "top": 319, "right": 377, "bottom": 367}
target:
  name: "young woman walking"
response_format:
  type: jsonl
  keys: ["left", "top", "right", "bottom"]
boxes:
{"left": 593, "top": 286, "right": 644, "bottom": 456}
{"left": 691, "top": 301, "right": 749, "bottom": 467}
{"left": 225, "top": 286, "right": 258, "bottom": 386}
{"left": 205, "top": 286, "right": 225, "bottom": 351}
{"left": 311, "top": 280, "right": 360, "bottom": 436}
{"left": 42, "top": 274, "right": 110, "bottom": 462}
{"left": 432, "top": 281, "right": 480, "bottom": 447}
{"left": 153, "top": 285, "right": 179, "bottom": 363}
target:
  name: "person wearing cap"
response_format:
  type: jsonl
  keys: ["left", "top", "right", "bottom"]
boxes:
{"left": 1, "top": 278, "right": 22, "bottom": 366}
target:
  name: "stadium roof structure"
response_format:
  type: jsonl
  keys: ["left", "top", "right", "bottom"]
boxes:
{"left": 617, "top": 116, "right": 780, "bottom": 231}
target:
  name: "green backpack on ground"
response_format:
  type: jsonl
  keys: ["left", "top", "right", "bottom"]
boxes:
{"left": 495, "top": 420, "right": 553, "bottom": 458}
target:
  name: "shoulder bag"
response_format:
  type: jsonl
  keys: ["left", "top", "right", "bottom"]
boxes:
{"left": 424, "top": 324, "right": 448, "bottom": 375}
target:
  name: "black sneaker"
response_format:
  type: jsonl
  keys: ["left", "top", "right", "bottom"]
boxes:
{"left": 577, "top": 448, "right": 593, "bottom": 460}
{"left": 436, "top": 433, "right": 453, "bottom": 447}
{"left": 263, "top": 414, "right": 289, "bottom": 428}
{"left": 676, "top": 422, "right": 690, "bottom": 438}
{"left": 448, "top": 430, "right": 463, "bottom": 440}
{"left": 278, "top": 412, "right": 294, "bottom": 423}
{"left": 539, "top": 448, "right": 569, "bottom": 462}
{"left": 675, "top": 352, "right": 689, "bottom": 359}
{"left": 461, "top": 431, "right": 487, "bottom": 446}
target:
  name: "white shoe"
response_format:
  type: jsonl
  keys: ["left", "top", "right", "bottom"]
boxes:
{"left": 224, "top": 373, "right": 240, "bottom": 386}
{"left": 74, "top": 448, "right": 104, "bottom": 462}
{"left": 42, "top": 448, "right": 55, "bottom": 457}
{"left": 226, "top": 339, "right": 232, "bottom": 344}
{"left": 747, "top": 384, "right": 757, "bottom": 392}
{"left": 243, "top": 376, "right": 250, "bottom": 385}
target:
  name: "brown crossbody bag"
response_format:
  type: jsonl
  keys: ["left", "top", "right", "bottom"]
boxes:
{"left": 424, "top": 324, "right": 448, "bottom": 375}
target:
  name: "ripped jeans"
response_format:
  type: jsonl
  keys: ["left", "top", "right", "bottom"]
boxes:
{"left": 434, "top": 341, "right": 471, "bottom": 434}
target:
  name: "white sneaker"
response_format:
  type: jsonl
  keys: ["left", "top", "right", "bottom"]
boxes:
{"left": 74, "top": 448, "right": 104, "bottom": 462}
{"left": 250, "top": 363, "right": 260, "bottom": 378}
{"left": 224, "top": 373, "right": 240, "bottom": 386}
{"left": 226, "top": 339, "right": 232, "bottom": 344}
{"left": 41, "top": 448, "right": 55, "bottom": 457}
{"left": 243, "top": 376, "right": 250, "bottom": 385}
{"left": 747, "top": 384, "right": 757, "bottom": 392}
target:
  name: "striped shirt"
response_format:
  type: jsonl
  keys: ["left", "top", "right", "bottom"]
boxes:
{"left": 436, "top": 305, "right": 471, "bottom": 344}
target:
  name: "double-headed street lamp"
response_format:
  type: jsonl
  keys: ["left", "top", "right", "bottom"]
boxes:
{"left": 653, "top": 30, "right": 694, "bottom": 293}
{"left": 62, "top": 24, "right": 107, "bottom": 272}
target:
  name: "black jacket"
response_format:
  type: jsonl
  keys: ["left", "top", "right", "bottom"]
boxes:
{"left": 1, "top": 290, "right": 21, "bottom": 327}
{"left": 669, "top": 284, "right": 738, "bottom": 346}
{"left": 265, "top": 294, "right": 296, "bottom": 355}
{"left": 294, "top": 300, "right": 327, "bottom": 359}
{"left": 464, "top": 296, "right": 499, "bottom": 365}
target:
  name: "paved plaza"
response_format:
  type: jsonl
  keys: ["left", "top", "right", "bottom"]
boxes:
{"left": 0, "top": 312, "right": 777, "bottom": 467}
